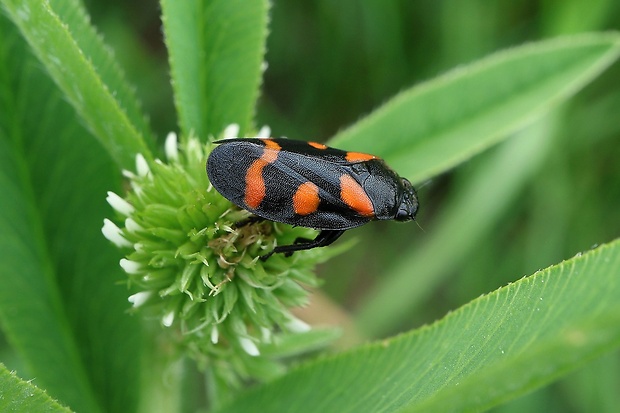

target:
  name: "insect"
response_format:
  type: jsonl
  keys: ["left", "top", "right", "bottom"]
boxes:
{"left": 206, "top": 138, "right": 418, "bottom": 259}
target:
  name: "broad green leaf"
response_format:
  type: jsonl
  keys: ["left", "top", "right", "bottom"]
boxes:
{"left": 216, "top": 239, "right": 620, "bottom": 413}
{"left": 330, "top": 33, "right": 620, "bottom": 184}
{"left": 0, "top": 15, "right": 143, "bottom": 413}
{"left": 357, "top": 114, "right": 558, "bottom": 337}
{"left": 1, "top": 0, "right": 154, "bottom": 170}
{"left": 161, "top": 0, "right": 269, "bottom": 139}
{"left": 0, "top": 363, "right": 73, "bottom": 413}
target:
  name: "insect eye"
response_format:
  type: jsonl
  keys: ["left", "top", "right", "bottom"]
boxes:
{"left": 395, "top": 203, "right": 416, "bottom": 221}
{"left": 395, "top": 178, "right": 418, "bottom": 222}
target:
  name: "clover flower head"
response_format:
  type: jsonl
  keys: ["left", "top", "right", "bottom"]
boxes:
{"left": 102, "top": 129, "right": 335, "bottom": 387}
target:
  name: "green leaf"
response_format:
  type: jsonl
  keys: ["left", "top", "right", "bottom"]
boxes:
{"left": 356, "top": 114, "right": 558, "bottom": 337}
{"left": 1, "top": 0, "right": 154, "bottom": 170}
{"left": 216, "top": 239, "right": 620, "bottom": 413}
{"left": 162, "top": 0, "right": 270, "bottom": 139}
{"left": 0, "top": 15, "right": 143, "bottom": 413}
{"left": 330, "top": 33, "right": 620, "bottom": 183}
{"left": 0, "top": 363, "right": 73, "bottom": 413}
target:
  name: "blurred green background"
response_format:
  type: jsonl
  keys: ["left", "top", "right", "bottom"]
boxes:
{"left": 65, "top": 0, "right": 620, "bottom": 411}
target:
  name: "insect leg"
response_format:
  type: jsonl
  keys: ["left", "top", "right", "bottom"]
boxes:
{"left": 260, "top": 230, "right": 346, "bottom": 261}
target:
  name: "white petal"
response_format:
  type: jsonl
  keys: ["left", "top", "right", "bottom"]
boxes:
{"left": 257, "top": 125, "right": 271, "bottom": 138}
{"left": 128, "top": 291, "right": 151, "bottom": 307}
{"left": 239, "top": 337, "right": 259, "bottom": 356}
{"left": 106, "top": 191, "right": 134, "bottom": 216}
{"left": 222, "top": 124, "right": 239, "bottom": 139}
{"left": 162, "top": 311, "right": 174, "bottom": 327}
{"left": 165, "top": 132, "right": 179, "bottom": 161}
{"left": 102, "top": 219, "right": 132, "bottom": 248}
{"left": 124, "top": 218, "right": 143, "bottom": 233}
{"left": 120, "top": 258, "right": 143, "bottom": 274}
{"left": 285, "top": 316, "right": 311, "bottom": 333}
{"left": 122, "top": 169, "right": 136, "bottom": 179}
{"left": 211, "top": 327, "right": 219, "bottom": 344}
{"left": 136, "top": 153, "right": 150, "bottom": 176}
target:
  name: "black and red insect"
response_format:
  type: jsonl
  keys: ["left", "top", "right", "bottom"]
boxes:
{"left": 206, "top": 138, "right": 418, "bottom": 259}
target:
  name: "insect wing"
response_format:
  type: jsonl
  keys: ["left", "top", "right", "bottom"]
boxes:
{"left": 207, "top": 139, "right": 373, "bottom": 230}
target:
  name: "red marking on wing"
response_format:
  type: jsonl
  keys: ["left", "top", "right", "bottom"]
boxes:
{"left": 340, "top": 175, "right": 374, "bottom": 217}
{"left": 308, "top": 141, "right": 328, "bottom": 150}
{"left": 293, "top": 182, "right": 320, "bottom": 215}
{"left": 345, "top": 151, "right": 377, "bottom": 163}
{"left": 245, "top": 159, "right": 268, "bottom": 209}
{"left": 244, "top": 140, "right": 282, "bottom": 209}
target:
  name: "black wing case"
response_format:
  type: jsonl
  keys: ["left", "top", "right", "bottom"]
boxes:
{"left": 207, "top": 139, "right": 374, "bottom": 230}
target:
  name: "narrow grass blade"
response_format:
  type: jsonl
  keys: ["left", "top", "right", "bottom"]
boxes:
{"left": 162, "top": 0, "right": 270, "bottom": 139}
{"left": 2, "top": 0, "right": 154, "bottom": 169}
{"left": 330, "top": 33, "right": 620, "bottom": 184}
